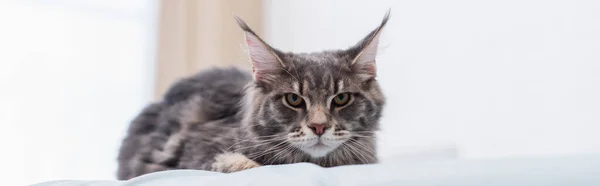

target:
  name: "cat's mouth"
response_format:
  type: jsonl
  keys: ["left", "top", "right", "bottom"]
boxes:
{"left": 313, "top": 141, "right": 328, "bottom": 148}
{"left": 309, "top": 137, "right": 334, "bottom": 147}
{"left": 296, "top": 138, "right": 340, "bottom": 157}
{"left": 288, "top": 128, "right": 350, "bottom": 157}
{"left": 302, "top": 143, "right": 333, "bottom": 157}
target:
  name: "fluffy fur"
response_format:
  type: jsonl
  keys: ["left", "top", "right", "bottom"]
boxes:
{"left": 117, "top": 12, "right": 389, "bottom": 180}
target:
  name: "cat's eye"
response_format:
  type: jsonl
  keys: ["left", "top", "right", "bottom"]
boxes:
{"left": 333, "top": 93, "right": 351, "bottom": 107}
{"left": 285, "top": 93, "right": 304, "bottom": 108}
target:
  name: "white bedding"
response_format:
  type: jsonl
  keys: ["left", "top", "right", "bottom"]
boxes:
{"left": 32, "top": 154, "right": 600, "bottom": 186}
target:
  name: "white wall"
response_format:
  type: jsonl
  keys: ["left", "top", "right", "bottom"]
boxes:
{"left": 265, "top": 0, "right": 600, "bottom": 160}
{"left": 0, "top": 0, "right": 157, "bottom": 185}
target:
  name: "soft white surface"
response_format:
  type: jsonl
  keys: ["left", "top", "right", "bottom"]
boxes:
{"left": 32, "top": 154, "right": 600, "bottom": 186}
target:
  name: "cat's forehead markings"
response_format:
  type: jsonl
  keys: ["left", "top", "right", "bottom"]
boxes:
{"left": 305, "top": 71, "right": 316, "bottom": 87}
{"left": 321, "top": 71, "right": 329, "bottom": 88}
{"left": 302, "top": 80, "right": 309, "bottom": 96}
{"left": 338, "top": 80, "right": 344, "bottom": 93}
{"left": 296, "top": 53, "right": 321, "bottom": 62}
{"left": 295, "top": 52, "right": 337, "bottom": 65}
{"left": 328, "top": 74, "right": 335, "bottom": 94}
{"left": 292, "top": 82, "right": 300, "bottom": 93}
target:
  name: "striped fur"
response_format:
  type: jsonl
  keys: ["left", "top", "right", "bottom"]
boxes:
{"left": 117, "top": 12, "right": 389, "bottom": 179}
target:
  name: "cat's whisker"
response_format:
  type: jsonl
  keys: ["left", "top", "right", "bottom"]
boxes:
{"left": 234, "top": 134, "right": 285, "bottom": 144}
{"left": 247, "top": 144, "right": 289, "bottom": 163}
{"left": 343, "top": 142, "right": 369, "bottom": 164}
{"left": 227, "top": 141, "right": 269, "bottom": 153}
{"left": 347, "top": 138, "right": 377, "bottom": 158}
{"left": 245, "top": 140, "right": 289, "bottom": 159}
{"left": 227, "top": 135, "right": 284, "bottom": 146}
{"left": 351, "top": 134, "right": 378, "bottom": 139}
{"left": 231, "top": 141, "right": 276, "bottom": 153}
{"left": 289, "top": 146, "right": 302, "bottom": 164}
{"left": 351, "top": 131, "right": 380, "bottom": 134}
{"left": 228, "top": 138, "right": 284, "bottom": 152}
{"left": 347, "top": 139, "right": 376, "bottom": 163}
{"left": 347, "top": 139, "right": 377, "bottom": 163}
{"left": 231, "top": 138, "right": 286, "bottom": 152}
{"left": 344, "top": 143, "right": 365, "bottom": 162}
{"left": 341, "top": 145, "right": 354, "bottom": 164}
{"left": 246, "top": 147, "right": 279, "bottom": 161}
{"left": 224, "top": 134, "right": 286, "bottom": 152}
{"left": 265, "top": 143, "right": 294, "bottom": 164}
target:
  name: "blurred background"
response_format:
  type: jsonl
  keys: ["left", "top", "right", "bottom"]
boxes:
{"left": 2, "top": 0, "right": 600, "bottom": 185}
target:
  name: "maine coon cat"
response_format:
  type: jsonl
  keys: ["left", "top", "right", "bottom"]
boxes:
{"left": 117, "top": 12, "right": 389, "bottom": 180}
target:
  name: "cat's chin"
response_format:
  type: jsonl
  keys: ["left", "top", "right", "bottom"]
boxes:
{"left": 300, "top": 143, "right": 337, "bottom": 158}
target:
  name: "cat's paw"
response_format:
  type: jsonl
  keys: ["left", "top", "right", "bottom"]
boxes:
{"left": 211, "top": 153, "right": 260, "bottom": 173}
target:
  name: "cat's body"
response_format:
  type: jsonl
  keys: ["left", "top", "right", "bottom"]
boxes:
{"left": 117, "top": 13, "right": 389, "bottom": 180}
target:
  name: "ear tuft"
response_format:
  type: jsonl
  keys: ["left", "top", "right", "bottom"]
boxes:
{"left": 350, "top": 11, "right": 390, "bottom": 80}
{"left": 235, "top": 16, "right": 285, "bottom": 82}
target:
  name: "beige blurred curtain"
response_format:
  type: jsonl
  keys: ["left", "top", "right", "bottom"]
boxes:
{"left": 154, "top": 0, "right": 263, "bottom": 100}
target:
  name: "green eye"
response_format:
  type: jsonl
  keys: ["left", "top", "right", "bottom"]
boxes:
{"left": 285, "top": 93, "right": 304, "bottom": 107}
{"left": 333, "top": 93, "right": 351, "bottom": 106}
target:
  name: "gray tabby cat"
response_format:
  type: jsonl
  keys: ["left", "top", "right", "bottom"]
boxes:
{"left": 117, "top": 12, "right": 389, "bottom": 180}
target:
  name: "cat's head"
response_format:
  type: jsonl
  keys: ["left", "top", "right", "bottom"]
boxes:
{"left": 238, "top": 13, "right": 388, "bottom": 159}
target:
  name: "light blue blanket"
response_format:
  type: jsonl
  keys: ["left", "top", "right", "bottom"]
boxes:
{"left": 32, "top": 154, "right": 600, "bottom": 186}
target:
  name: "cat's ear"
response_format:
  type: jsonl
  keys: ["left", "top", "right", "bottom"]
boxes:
{"left": 235, "top": 16, "right": 285, "bottom": 82}
{"left": 349, "top": 11, "right": 390, "bottom": 80}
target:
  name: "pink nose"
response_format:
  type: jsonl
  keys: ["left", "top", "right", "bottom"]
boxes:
{"left": 308, "top": 123, "right": 327, "bottom": 136}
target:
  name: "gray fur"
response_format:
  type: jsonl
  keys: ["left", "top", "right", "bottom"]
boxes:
{"left": 117, "top": 12, "right": 389, "bottom": 180}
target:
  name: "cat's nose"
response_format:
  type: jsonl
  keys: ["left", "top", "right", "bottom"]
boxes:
{"left": 308, "top": 123, "right": 327, "bottom": 136}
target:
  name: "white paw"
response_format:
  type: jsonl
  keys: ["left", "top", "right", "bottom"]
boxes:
{"left": 211, "top": 153, "right": 260, "bottom": 173}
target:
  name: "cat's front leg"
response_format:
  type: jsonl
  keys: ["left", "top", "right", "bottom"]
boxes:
{"left": 211, "top": 152, "right": 260, "bottom": 173}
